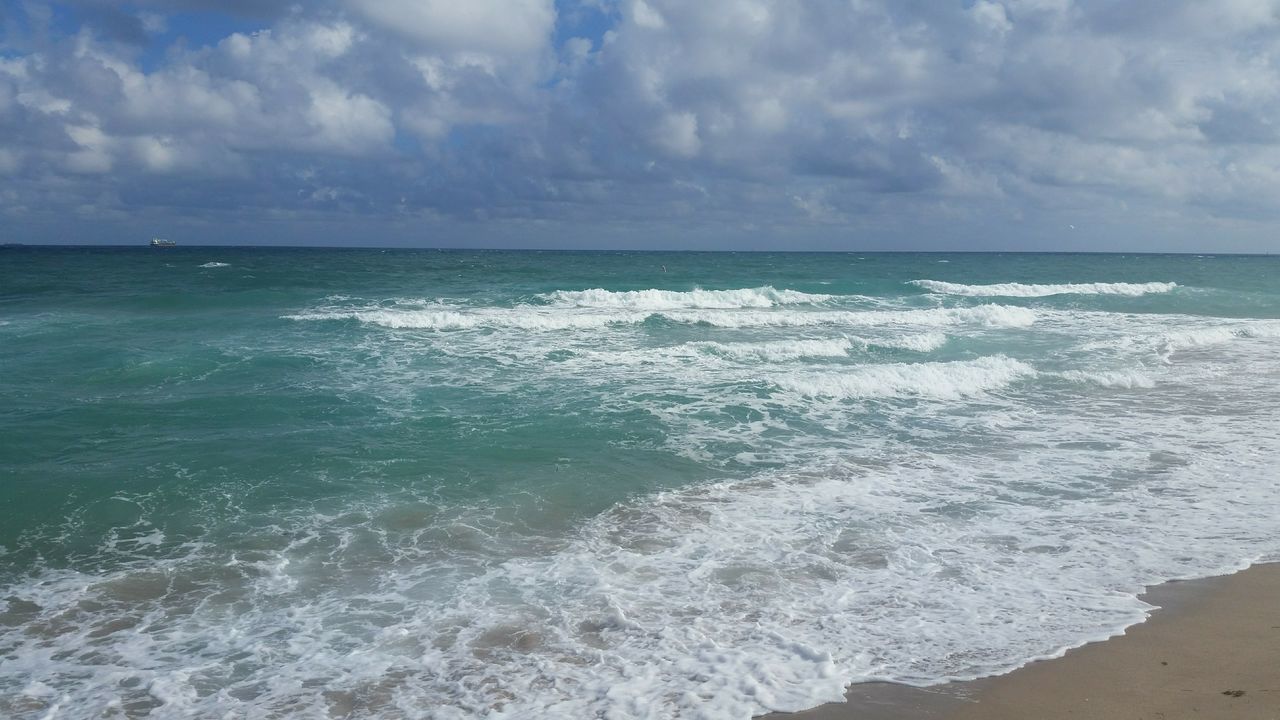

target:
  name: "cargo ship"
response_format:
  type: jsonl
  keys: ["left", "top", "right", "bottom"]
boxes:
{"left": 150, "top": 238, "right": 176, "bottom": 247}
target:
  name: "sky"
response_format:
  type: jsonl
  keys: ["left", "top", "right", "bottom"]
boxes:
{"left": 1, "top": 0, "right": 1279, "bottom": 251}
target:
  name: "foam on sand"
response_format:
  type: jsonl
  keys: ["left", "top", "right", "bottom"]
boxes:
{"left": 5, "top": 435, "right": 1279, "bottom": 720}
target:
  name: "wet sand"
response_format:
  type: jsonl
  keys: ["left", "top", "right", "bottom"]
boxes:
{"left": 772, "top": 563, "right": 1280, "bottom": 720}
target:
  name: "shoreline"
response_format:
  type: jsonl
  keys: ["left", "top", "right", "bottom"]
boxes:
{"left": 770, "top": 562, "right": 1280, "bottom": 719}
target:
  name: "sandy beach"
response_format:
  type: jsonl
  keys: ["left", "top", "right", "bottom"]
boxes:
{"left": 777, "top": 563, "right": 1280, "bottom": 720}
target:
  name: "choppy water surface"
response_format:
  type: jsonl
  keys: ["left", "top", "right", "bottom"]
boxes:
{"left": 2, "top": 248, "right": 1278, "bottom": 719}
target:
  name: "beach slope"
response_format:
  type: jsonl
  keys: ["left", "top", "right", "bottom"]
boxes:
{"left": 781, "top": 563, "right": 1280, "bottom": 720}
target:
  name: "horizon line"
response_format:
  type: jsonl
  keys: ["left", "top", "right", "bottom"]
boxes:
{"left": 2, "top": 244, "right": 1274, "bottom": 256}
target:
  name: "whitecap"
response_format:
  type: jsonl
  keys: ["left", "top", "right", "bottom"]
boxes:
{"left": 283, "top": 305, "right": 1034, "bottom": 332}
{"left": 910, "top": 280, "right": 1177, "bottom": 297}
{"left": 774, "top": 356, "right": 1035, "bottom": 400}
{"left": 694, "top": 338, "right": 855, "bottom": 361}
{"left": 876, "top": 332, "right": 948, "bottom": 352}
{"left": 541, "top": 286, "right": 838, "bottom": 310}
{"left": 1147, "top": 322, "right": 1280, "bottom": 361}
{"left": 1060, "top": 369, "right": 1157, "bottom": 389}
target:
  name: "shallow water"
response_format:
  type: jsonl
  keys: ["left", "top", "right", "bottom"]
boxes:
{"left": 2, "top": 248, "right": 1278, "bottom": 718}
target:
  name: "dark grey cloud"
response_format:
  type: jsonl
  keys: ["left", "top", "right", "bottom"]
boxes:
{"left": 1, "top": 0, "right": 1279, "bottom": 250}
{"left": 72, "top": 5, "right": 150, "bottom": 45}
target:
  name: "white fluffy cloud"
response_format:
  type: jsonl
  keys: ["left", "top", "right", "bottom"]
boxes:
{"left": 552, "top": 0, "right": 1280, "bottom": 233}
{"left": 0, "top": 18, "right": 397, "bottom": 179}
{"left": 1, "top": 0, "right": 1279, "bottom": 248}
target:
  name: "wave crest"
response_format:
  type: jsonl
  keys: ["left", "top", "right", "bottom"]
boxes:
{"left": 774, "top": 356, "right": 1035, "bottom": 400}
{"left": 911, "top": 280, "right": 1177, "bottom": 297}
{"left": 541, "top": 286, "right": 836, "bottom": 309}
{"left": 1060, "top": 369, "right": 1156, "bottom": 389}
{"left": 284, "top": 305, "right": 1034, "bottom": 331}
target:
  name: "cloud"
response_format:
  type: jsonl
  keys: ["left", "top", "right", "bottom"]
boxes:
{"left": 1, "top": 0, "right": 1279, "bottom": 249}
{"left": 349, "top": 0, "right": 556, "bottom": 57}
{"left": 73, "top": 5, "right": 153, "bottom": 46}
{"left": 64, "top": 0, "right": 302, "bottom": 22}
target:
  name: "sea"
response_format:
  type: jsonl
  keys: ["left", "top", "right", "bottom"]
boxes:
{"left": 2, "top": 247, "right": 1278, "bottom": 719}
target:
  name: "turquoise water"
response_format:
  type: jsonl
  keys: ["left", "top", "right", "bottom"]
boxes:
{"left": 2, "top": 248, "right": 1279, "bottom": 718}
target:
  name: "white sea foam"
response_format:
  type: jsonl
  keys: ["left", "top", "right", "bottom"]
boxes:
{"left": 1074, "top": 320, "right": 1280, "bottom": 362}
{"left": 664, "top": 306, "right": 1036, "bottom": 329}
{"left": 692, "top": 333, "right": 946, "bottom": 361}
{"left": 1157, "top": 322, "right": 1280, "bottom": 355}
{"left": 198, "top": 262, "right": 230, "bottom": 268}
{"left": 1060, "top": 369, "right": 1157, "bottom": 389}
{"left": 775, "top": 356, "right": 1036, "bottom": 400}
{"left": 878, "top": 331, "right": 948, "bottom": 352}
{"left": 285, "top": 308, "right": 635, "bottom": 331}
{"left": 13, "top": 282, "right": 1280, "bottom": 720}
{"left": 542, "top": 286, "right": 837, "bottom": 309}
{"left": 695, "top": 338, "right": 856, "bottom": 361}
{"left": 7, "top": 427, "right": 1277, "bottom": 720}
{"left": 911, "top": 280, "right": 1177, "bottom": 297}
{"left": 1231, "top": 323, "right": 1280, "bottom": 339}
{"left": 284, "top": 305, "right": 1035, "bottom": 331}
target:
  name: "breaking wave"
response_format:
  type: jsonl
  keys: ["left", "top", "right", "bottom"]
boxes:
{"left": 1076, "top": 320, "right": 1280, "bottom": 361}
{"left": 285, "top": 308, "right": 624, "bottom": 331}
{"left": 694, "top": 338, "right": 856, "bottom": 361}
{"left": 691, "top": 333, "right": 947, "bottom": 362}
{"left": 911, "top": 280, "right": 1177, "bottom": 297}
{"left": 8, "top": 250, "right": 1280, "bottom": 720}
{"left": 540, "top": 286, "right": 838, "bottom": 309}
{"left": 774, "top": 356, "right": 1036, "bottom": 400}
{"left": 284, "top": 305, "right": 1035, "bottom": 332}
{"left": 1156, "top": 322, "right": 1280, "bottom": 355}
{"left": 1060, "top": 369, "right": 1157, "bottom": 389}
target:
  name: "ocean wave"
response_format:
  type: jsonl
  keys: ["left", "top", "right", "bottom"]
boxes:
{"left": 6, "top": 345, "right": 1280, "bottom": 719}
{"left": 541, "top": 286, "right": 838, "bottom": 309}
{"left": 12, "top": 250, "right": 1280, "bottom": 720}
{"left": 285, "top": 308, "right": 648, "bottom": 331}
{"left": 878, "top": 331, "right": 949, "bottom": 352}
{"left": 1060, "top": 369, "right": 1157, "bottom": 389}
{"left": 14, "top": 433, "right": 1268, "bottom": 720}
{"left": 658, "top": 306, "right": 1034, "bottom": 329}
{"left": 283, "top": 305, "right": 1035, "bottom": 331}
{"left": 1156, "top": 322, "right": 1280, "bottom": 354}
{"left": 774, "top": 356, "right": 1035, "bottom": 400}
{"left": 692, "top": 333, "right": 946, "bottom": 361}
{"left": 199, "top": 262, "right": 230, "bottom": 268}
{"left": 694, "top": 338, "right": 855, "bottom": 361}
{"left": 1073, "top": 318, "right": 1280, "bottom": 361}
{"left": 910, "top": 280, "right": 1177, "bottom": 297}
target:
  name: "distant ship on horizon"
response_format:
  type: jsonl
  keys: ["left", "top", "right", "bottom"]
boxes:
{"left": 150, "top": 238, "right": 176, "bottom": 247}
